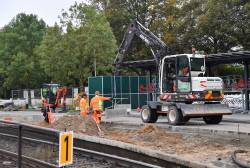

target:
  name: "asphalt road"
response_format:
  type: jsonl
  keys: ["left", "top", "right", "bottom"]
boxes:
{"left": 1, "top": 110, "right": 250, "bottom": 135}
{"left": 102, "top": 112, "right": 250, "bottom": 136}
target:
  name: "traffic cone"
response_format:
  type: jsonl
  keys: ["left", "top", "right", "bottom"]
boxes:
{"left": 137, "top": 107, "right": 141, "bottom": 113}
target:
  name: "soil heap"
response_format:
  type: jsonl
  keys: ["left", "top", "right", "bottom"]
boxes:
{"left": 108, "top": 124, "right": 250, "bottom": 166}
{"left": 35, "top": 115, "right": 109, "bottom": 136}
{"left": 109, "top": 124, "right": 181, "bottom": 146}
{"left": 29, "top": 119, "right": 250, "bottom": 166}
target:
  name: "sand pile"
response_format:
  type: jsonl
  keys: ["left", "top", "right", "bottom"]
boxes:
{"left": 109, "top": 124, "right": 181, "bottom": 145}
{"left": 33, "top": 120, "right": 50, "bottom": 127}
{"left": 108, "top": 124, "right": 250, "bottom": 165}
{"left": 48, "top": 115, "right": 109, "bottom": 136}
{"left": 133, "top": 124, "right": 181, "bottom": 141}
{"left": 33, "top": 115, "right": 109, "bottom": 136}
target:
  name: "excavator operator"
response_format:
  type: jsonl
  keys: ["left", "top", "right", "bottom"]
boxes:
{"left": 90, "top": 91, "right": 113, "bottom": 123}
{"left": 80, "top": 93, "right": 89, "bottom": 115}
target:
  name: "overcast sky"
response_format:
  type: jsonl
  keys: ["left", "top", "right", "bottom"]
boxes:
{"left": 0, "top": 0, "right": 87, "bottom": 28}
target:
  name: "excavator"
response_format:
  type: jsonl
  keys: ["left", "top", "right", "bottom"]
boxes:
{"left": 113, "top": 19, "right": 232, "bottom": 125}
{"left": 41, "top": 83, "right": 67, "bottom": 124}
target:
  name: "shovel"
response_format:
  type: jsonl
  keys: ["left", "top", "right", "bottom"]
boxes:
{"left": 95, "top": 121, "right": 105, "bottom": 136}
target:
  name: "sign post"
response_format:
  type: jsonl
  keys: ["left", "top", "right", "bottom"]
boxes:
{"left": 59, "top": 131, "right": 73, "bottom": 167}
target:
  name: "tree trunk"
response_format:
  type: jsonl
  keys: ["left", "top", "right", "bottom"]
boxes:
{"left": 28, "top": 90, "right": 32, "bottom": 108}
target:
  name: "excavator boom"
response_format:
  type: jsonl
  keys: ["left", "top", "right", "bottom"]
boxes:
{"left": 113, "top": 19, "right": 172, "bottom": 75}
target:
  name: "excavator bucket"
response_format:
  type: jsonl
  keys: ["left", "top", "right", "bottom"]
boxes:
{"left": 181, "top": 104, "right": 232, "bottom": 117}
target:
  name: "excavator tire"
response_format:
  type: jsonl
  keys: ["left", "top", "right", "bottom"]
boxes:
{"left": 203, "top": 115, "right": 223, "bottom": 124}
{"left": 141, "top": 105, "right": 158, "bottom": 123}
{"left": 167, "top": 106, "right": 184, "bottom": 125}
{"left": 182, "top": 117, "right": 190, "bottom": 123}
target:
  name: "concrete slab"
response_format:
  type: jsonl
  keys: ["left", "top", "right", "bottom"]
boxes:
{"left": 0, "top": 111, "right": 66, "bottom": 123}
{"left": 105, "top": 108, "right": 127, "bottom": 118}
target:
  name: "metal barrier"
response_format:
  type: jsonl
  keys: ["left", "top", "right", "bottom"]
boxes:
{"left": 0, "top": 119, "right": 60, "bottom": 167}
{"left": 11, "top": 87, "right": 80, "bottom": 107}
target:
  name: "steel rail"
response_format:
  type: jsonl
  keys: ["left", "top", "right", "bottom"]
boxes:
{"left": 0, "top": 130, "right": 162, "bottom": 168}
{"left": 0, "top": 149, "right": 57, "bottom": 168}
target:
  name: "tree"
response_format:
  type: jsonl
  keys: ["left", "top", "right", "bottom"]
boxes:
{"left": 232, "top": 0, "right": 250, "bottom": 50}
{"left": 36, "top": 3, "right": 117, "bottom": 90}
{"left": 0, "top": 13, "right": 46, "bottom": 90}
{"left": 35, "top": 23, "right": 72, "bottom": 85}
{"left": 148, "top": 0, "right": 182, "bottom": 54}
{"left": 91, "top": 0, "right": 153, "bottom": 76}
{"left": 173, "top": 0, "right": 250, "bottom": 54}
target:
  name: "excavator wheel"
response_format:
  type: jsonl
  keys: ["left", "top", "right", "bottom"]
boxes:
{"left": 141, "top": 105, "right": 158, "bottom": 123}
{"left": 203, "top": 115, "right": 223, "bottom": 124}
{"left": 182, "top": 117, "right": 190, "bottom": 123}
{"left": 167, "top": 106, "right": 184, "bottom": 125}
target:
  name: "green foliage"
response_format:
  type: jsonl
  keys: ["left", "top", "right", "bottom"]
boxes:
{"left": 148, "top": 0, "right": 181, "bottom": 53}
{"left": 91, "top": 0, "right": 152, "bottom": 75}
{"left": 174, "top": 0, "right": 250, "bottom": 54}
{"left": 218, "top": 64, "right": 244, "bottom": 76}
{"left": 0, "top": 0, "right": 249, "bottom": 97}
{"left": 0, "top": 13, "right": 46, "bottom": 89}
{"left": 36, "top": 3, "right": 117, "bottom": 89}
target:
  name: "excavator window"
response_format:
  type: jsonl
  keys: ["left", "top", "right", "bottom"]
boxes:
{"left": 176, "top": 56, "right": 191, "bottom": 93}
{"left": 190, "top": 58, "right": 204, "bottom": 71}
{"left": 162, "top": 58, "right": 175, "bottom": 93}
{"left": 177, "top": 57, "right": 190, "bottom": 77}
{"left": 42, "top": 84, "right": 59, "bottom": 104}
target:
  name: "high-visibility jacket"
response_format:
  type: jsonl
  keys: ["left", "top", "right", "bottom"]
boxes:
{"left": 80, "top": 98, "right": 88, "bottom": 113}
{"left": 90, "top": 95, "right": 110, "bottom": 111}
{"left": 47, "top": 110, "right": 54, "bottom": 124}
{"left": 181, "top": 67, "right": 189, "bottom": 75}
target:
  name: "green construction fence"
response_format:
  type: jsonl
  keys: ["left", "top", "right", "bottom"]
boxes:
{"left": 88, "top": 76, "right": 159, "bottom": 110}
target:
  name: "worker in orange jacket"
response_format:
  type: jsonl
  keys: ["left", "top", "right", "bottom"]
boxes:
{"left": 181, "top": 67, "right": 189, "bottom": 75}
{"left": 90, "top": 91, "right": 112, "bottom": 123}
{"left": 80, "top": 93, "right": 89, "bottom": 115}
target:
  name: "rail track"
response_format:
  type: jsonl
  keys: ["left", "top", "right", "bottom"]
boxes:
{"left": 0, "top": 120, "right": 169, "bottom": 168}
{"left": 0, "top": 149, "right": 57, "bottom": 168}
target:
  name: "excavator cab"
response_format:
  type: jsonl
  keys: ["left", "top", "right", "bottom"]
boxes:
{"left": 42, "top": 83, "right": 60, "bottom": 105}
{"left": 160, "top": 54, "right": 205, "bottom": 94}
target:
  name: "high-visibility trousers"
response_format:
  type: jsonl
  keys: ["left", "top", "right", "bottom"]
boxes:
{"left": 92, "top": 109, "right": 102, "bottom": 123}
{"left": 80, "top": 111, "right": 88, "bottom": 115}
{"left": 47, "top": 110, "right": 54, "bottom": 124}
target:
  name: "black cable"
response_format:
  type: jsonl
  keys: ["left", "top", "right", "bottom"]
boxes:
{"left": 231, "top": 150, "right": 250, "bottom": 168}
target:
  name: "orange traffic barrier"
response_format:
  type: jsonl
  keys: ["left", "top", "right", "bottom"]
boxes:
{"left": 4, "top": 118, "right": 12, "bottom": 121}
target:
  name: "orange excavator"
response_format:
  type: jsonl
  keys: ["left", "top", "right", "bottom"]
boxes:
{"left": 41, "top": 83, "right": 67, "bottom": 124}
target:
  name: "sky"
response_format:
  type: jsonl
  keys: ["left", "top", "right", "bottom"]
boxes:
{"left": 0, "top": 0, "right": 87, "bottom": 28}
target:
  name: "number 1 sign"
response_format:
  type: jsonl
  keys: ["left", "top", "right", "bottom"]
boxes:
{"left": 59, "top": 131, "right": 73, "bottom": 167}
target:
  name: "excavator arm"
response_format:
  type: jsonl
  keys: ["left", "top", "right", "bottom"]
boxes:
{"left": 55, "top": 86, "right": 67, "bottom": 108}
{"left": 113, "top": 19, "right": 172, "bottom": 75}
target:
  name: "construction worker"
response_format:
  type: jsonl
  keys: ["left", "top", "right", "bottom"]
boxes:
{"left": 80, "top": 93, "right": 89, "bottom": 115}
{"left": 90, "top": 91, "right": 113, "bottom": 123}
{"left": 181, "top": 66, "right": 189, "bottom": 75}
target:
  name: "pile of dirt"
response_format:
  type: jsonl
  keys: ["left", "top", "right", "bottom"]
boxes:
{"left": 47, "top": 115, "right": 109, "bottom": 136}
{"left": 29, "top": 119, "right": 250, "bottom": 166}
{"left": 109, "top": 124, "right": 181, "bottom": 146}
{"left": 32, "top": 120, "right": 49, "bottom": 127}
{"left": 108, "top": 124, "right": 250, "bottom": 166}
